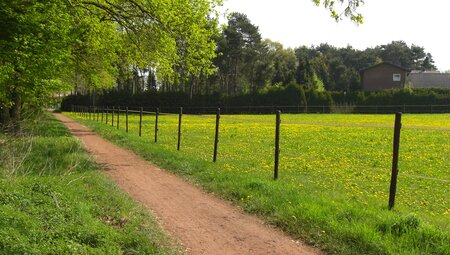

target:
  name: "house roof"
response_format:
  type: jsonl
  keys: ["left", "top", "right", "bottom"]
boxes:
{"left": 360, "top": 62, "right": 411, "bottom": 73}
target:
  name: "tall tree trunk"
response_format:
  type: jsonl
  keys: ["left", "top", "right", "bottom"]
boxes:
{"left": 232, "top": 60, "right": 239, "bottom": 96}
{"left": 10, "top": 91, "right": 21, "bottom": 133}
{"left": 0, "top": 107, "right": 11, "bottom": 131}
{"left": 189, "top": 81, "right": 193, "bottom": 100}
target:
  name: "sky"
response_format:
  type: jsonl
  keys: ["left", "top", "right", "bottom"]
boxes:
{"left": 217, "top": 0, "right": 450, "bottom": 71}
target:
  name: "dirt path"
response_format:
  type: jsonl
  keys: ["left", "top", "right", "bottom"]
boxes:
{"left": 55, "top": 113, "right": 321, "bottom": 255}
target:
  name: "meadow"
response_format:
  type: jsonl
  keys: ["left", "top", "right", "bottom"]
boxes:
{"left": 68, "top": 110, "right": 450, "bottom": 254}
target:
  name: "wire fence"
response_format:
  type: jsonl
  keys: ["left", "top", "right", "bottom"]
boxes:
{"left": 71, "top": 105, "right": 450, "bottom": 211}
{"left": 84, "top": 104, "right": 450, "bottom": 114}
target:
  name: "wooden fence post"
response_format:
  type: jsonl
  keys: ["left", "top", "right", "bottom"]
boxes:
{"left": 274, "top": 110, "right": 281, "bottom": 180}
{"left": 111, "top": 106, "right": 115, "bottom": 127}
{"left": 155, "top": 107, "right": 159, "bottom": 143}
{"left": 106, "top": 107, "right": 109, "bottom": 124}
{"left": 177, "top": 107, "right": 183, "bottom": 151}
{"left": 389, "top": 112, "right": 402, "bottom": 210}
{"left": 117, "top": 107, "right": 120, "bottom": 129}
{"left": 126, "top": 107, "right": 129, "bottom": 133}
{"left": 139, "top": 107, "right": 143, "bottom": 137}
{"left": 213, "top": 108, "right": 221, "bottom": 162}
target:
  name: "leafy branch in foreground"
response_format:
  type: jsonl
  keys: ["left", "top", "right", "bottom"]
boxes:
{"left": 313, "top": 0, "right": 365, "bottom": 24}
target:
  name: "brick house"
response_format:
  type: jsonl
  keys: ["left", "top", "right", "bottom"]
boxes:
{"left": 360, "top": 62, "right": 411, "bottom": 91}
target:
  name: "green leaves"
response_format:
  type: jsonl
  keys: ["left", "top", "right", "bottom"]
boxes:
{"left": 1, "top": 0, "right": 221, "bottom": 128}
{"left": 312, "top": 0, "right": 365, "bottom": 24}
{"left": 76, "top": 0, "right": 221, "bottom": 83}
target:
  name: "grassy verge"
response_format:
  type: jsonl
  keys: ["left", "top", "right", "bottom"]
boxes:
{"left": 66, "top": 112, "right": 449, "bottom": 255}
{"left": 0, "top": 113, "right": 181, "bottom": 254}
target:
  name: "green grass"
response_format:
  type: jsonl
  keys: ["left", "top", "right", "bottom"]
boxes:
{"left": 67, "top": 111, "right": 449, "bottom": 255}
{"left": 0, "top": 113, "right": 181, "bottom": 254}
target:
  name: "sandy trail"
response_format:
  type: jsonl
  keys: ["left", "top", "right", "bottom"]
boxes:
{"left": 55, "top": 113, "right": 321, "bottom": 255}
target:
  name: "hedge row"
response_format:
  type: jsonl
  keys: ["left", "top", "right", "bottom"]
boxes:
{"left": 62, "top": 87, "right": 450, "bottom": 114}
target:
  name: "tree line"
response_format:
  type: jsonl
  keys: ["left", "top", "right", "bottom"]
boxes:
{"left": 110, "top": 12, "right": 437, "bottom": 98}
{"left": 1, "top": 0, "right": 441, "bottom": 132}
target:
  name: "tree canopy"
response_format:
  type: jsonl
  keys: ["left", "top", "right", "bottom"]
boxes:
{"left": 0, "top": 0, "right": 220, "bottom": 131}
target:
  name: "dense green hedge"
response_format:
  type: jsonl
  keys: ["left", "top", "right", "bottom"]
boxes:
{"left": 62, "top": 87, "right": 450, "bottom": 114}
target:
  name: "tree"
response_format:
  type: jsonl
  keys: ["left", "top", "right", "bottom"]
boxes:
{"left": 0, "top": 0, "right": 74, "bottom": 132}
{"left": 0, "top": 0, "right": 221, "bottom": 132}
{"left": 266, "top": 40, "right": 297, "bottom": 86}
{"left": 375, "top": 41, "right": 437, "bottom": 70}
{"left": 215, "top": 12, "right": 262, "bottom": 95}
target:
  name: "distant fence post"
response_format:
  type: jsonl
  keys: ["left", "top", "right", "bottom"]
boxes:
{"left": 155, "top": 107, "right": 159, "bottom": 143}
{"left": 213, "top": 108, "right": 221, "bottom": 162}
{"left": 388, "top": 112, "right": 402, "bottom": 210}
{"left": 177, "top": 107, "right": 183, "bottom": 151}
{"left": 274, "top": 110, "right": 281, "bottom": 180}
{"left": 117, "top": 107, "right": 120, "bottom": 129}
{"left": 139, "top": 107, "right": 143, "bottom": 136}
{"left": 111, "top": 106, "right": 115, "bottom": 127}
{"left": 126, "top": 107, "right": 129, "bottom": 133}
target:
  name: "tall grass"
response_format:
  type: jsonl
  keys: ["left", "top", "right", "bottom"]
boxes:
{"left": 0, "top": 113, "right": 181, "bottom": 254}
